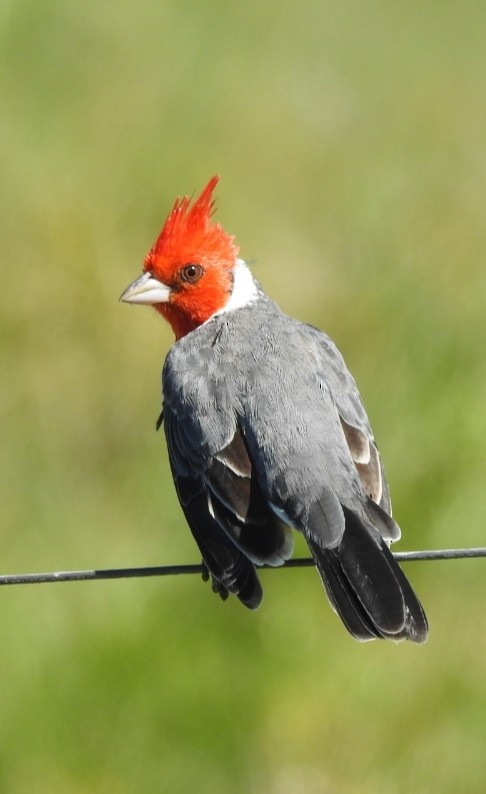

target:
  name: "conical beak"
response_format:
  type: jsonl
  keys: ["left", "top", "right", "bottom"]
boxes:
{"left": 119, "top": 272, "right": 171, "bottom": 305}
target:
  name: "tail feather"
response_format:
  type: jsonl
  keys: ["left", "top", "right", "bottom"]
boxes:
{"left": 378, "top": 540, "right": 428, "bottom": 643}
{"left": 308, "top": 505, "right": 428, "bottom": 643}
{"left": 315, "top": 549, "right": 383, "bottom": 640}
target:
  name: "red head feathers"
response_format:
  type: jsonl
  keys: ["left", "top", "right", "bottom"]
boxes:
{"left": 144, "top": 176, "right": 239, "bottom": 279}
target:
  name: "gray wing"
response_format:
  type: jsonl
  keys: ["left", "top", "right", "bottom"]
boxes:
{"left": 266, "top": 321, "right": 427, "bottom": 642}
{"left": 162, "top": 377, "right": 293, "bottom": 608}
{"left": 305, "top": 324, "right": 398, "bottom": 540}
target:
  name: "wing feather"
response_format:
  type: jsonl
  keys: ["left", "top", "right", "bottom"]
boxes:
{"left": 164, "top": 408, "right": 293, "bottom": 605}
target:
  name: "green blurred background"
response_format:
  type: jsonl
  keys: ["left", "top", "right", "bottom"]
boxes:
{"left": 1, "top": 1, "right": 486, "bottom": 792}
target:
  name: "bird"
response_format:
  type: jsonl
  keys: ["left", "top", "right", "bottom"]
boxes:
{"left": 120, "top": 175, "right": 428, "bottom": 643}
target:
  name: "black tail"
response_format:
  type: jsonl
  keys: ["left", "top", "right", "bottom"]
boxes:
{"left": 307, "top": 506, "right": 428, "bottom": 643}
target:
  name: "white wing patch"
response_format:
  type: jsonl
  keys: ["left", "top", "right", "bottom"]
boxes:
{"left": 340, "top": 417, "right": 383, "bottom": 504}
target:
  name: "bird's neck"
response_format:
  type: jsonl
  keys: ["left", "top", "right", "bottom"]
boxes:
{"left": 215, "top": 259, "right": 260, "bottom": 317}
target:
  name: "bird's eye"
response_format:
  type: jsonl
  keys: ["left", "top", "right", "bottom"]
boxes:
{"left": 180, "top": 264, "right": 203, "bottom": 284}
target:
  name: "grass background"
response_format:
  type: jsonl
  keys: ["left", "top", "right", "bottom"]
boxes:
{"left": 1, "top": 1, "right": 486, "bottom": 791}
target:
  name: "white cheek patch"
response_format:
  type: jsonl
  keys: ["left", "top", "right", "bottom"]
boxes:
{"left": 218, "top": 259, "right": 259, "bottom": 314}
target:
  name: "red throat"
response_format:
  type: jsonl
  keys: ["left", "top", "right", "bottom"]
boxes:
{"left": 144, "top": 176, "right": 240, "bottom": 339}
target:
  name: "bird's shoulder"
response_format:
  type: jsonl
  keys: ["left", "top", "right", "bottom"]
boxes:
{"left": 293, "top": 321, "right": 374, "bottom": 436}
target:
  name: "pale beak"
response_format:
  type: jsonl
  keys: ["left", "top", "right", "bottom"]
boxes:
{"left": 119, "top": 272, "right": 171, "bottom": 305}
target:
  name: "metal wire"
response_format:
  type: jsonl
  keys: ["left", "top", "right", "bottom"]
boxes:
{"left": 0, "top": 547, "right": 485, "bottom": 587}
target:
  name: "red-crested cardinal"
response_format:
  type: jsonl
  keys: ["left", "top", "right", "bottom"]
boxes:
{"left": 121, "top": 176, "right": 428, "bottom": 642}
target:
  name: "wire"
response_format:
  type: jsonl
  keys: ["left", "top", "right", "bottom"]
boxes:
{"left": 0, "top": 547, "right": 485, "bottom": 587}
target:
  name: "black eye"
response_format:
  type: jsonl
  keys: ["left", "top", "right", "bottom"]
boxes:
{"left": 180, "top": 263, "right": 203, "bottom": 283}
